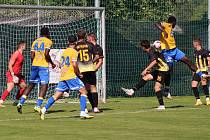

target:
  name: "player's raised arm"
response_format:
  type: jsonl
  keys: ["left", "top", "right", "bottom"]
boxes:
{"left": 155, "top": 22, "right": 168, "bottom": 39}
{"left": 155, "top": 22, "right": 165, "bottom": 31}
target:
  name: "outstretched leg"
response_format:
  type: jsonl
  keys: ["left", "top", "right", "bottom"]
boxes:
{"left": 122, "top": 74, "right": 153, "bottom": 96}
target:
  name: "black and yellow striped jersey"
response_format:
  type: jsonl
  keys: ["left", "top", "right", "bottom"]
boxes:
{"left": 75, "top": 40, "right": 99, "bottom": 73}
{"left": 91, "top": 43, "right": 104, "bottom": 66}
{"left": 147, "top": 48, "right": 169, "bottom": 72}
{"left": 194, "top": 49, "right": 210, "bottom": 72}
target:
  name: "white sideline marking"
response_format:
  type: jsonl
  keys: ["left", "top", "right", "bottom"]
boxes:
{"left": 0, "top": 107, "right": 198, "bottom": 122}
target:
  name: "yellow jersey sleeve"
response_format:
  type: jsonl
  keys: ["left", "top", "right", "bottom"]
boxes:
{"left": 160, "top": 22, "right": 176, "bottom": 50}
{"left": 71, "top": 49, "right": 78, "bottom": 62}
{"left": 31, "top": 41, "right": 36, "bottom": 51}
{"left": 45, "top": 39, "right": 53, "bottom": 49}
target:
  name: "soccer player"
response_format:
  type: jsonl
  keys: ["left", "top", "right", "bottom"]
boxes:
{"left": 17, "top": 27, "right": 56, "bottom": 113}
{"left": 0, "top": 41, "right": 26, "bottom": 107}
{"left": 40, "top": 35, "right": 93, "bottom": 120}
{"left": 191, "top": 38, "right": 210, "bottom": 106}
{"left": 75, "top": 29, "right": 100, "bottom": 113}
{"left": 85, "top": 33, "right": 104, "bottom": 112}
{"left": 155, "top": 16, "right": 205, "bottom": 95}
{"left": 122, "top": 40, "right": 169, "bottom": 110}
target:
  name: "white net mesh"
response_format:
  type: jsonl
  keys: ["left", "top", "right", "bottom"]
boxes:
{"left": 0, "top": 7, "right": 104, "bottom": 101}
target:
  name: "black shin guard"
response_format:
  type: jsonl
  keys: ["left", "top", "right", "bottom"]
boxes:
{"left": 192, "top": 87, "right": 200, "bottom": 99}
{"left": 133, "top": 78, "right": 147, "bottom": 91}
{"left": 156, "top": 90, "right": 164, "bottom": 106}
{"left": 202, "top": 85, "right": 209, "bottom": 98}
{"left": 92, "top": 92, "right": 98, "bottom": 108}
{"left": 87, "top": 90, "right": 94, "bottom": 108}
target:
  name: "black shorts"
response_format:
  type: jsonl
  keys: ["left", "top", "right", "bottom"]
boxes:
{"left": 151, "top": 70, "right": 169, "bottom": 85}
{"left": 192, "top": 71, "right": 208, "bottom": 82}
{"left": 80, "top": 71, "right": 96, "bottom": 85}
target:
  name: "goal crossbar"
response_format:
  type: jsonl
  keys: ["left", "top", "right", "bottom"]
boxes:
{"left": 0, "top": 4, "right": 105, "bottom": 11}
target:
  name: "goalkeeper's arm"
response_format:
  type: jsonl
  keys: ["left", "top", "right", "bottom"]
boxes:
{"left": 8, "top": 52, "right": 18, "bottom": 76}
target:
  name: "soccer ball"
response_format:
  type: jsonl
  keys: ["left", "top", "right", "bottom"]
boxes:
{"left": 153, "top": 40, "right": 161, "bottom": 49}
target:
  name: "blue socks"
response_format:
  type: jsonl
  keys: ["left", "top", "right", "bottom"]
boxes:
{"left": 45, "top": 96, "right": 55, "bottom": 110}
{"left": 36, "top": 97, "right": 44, "bottom": 107}
{"left": 196, "top": 71, "right": 203, "bottom": 77}
{"left": 19, "top": 95, "right": 27, "bottom": 105}
{"left": 80, "top": 95, "right": 87, "bottom": 111}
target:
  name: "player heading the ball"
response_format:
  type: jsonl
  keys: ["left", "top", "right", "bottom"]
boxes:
{"left": 122, "top": 40, "right": 170, "bottom": 110}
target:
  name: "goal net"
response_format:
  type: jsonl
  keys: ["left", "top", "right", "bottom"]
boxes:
{"left": 0, "top": 5, "right": 106, "bottom": 102}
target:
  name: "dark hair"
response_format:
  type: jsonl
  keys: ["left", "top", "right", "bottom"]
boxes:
{"left": 40, "top": 27, "right": 50, "bottom": 37}
{"left": 140, "top": 40, "right": 150, "bottom": 49}
{"left": 87, "top": 33, "right": 97, "bottom": 41}
{"left": 68, "top": 35, "right": 77, "bottom": 44}
{"left": 77, "top": 29, "right": 86, "bottom": 40}
{"left": 193, "top": 38, "right": 202, "bottom": 45}
{"left": 168, "top": 16, "right": 176, "bottom": 23}
{"left": 17, "top": 40, "right": 26, "bottom": 48}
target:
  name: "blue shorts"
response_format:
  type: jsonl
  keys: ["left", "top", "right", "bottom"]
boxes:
{"left": 162, "top": 48, "right": 186, "bottom": 64}
{"left": 29, "top": 66, "right": 49, "bottom": 84}
{"left": 55, "top": 77, "right": 85, "bottom": 92}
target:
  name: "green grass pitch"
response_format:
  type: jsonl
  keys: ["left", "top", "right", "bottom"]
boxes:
{"left": 0, "top": 96, "right": 210, "bottom": 140}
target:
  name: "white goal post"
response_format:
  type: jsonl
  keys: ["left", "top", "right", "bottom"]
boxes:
{"left": 0, "top": 4, "right": 106, "bottom": 103}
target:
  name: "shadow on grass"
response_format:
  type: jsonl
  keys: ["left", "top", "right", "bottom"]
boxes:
{"left": 166, "top": 105, "right": 185, "bottom": 108}
{"left": 100, "top": 108, "right": 113, "bottom": 111}
{"left": 46, "top": 115, "right": 87, "bottom": 120}
{"left": 147, "top": 105, "right": 185, "bottom": 109}
{"left": 47, "top": 110, "right": 66, "bottom": 114}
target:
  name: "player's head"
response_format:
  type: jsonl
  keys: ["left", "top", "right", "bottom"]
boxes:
{"left": 87, "top": 33, "right": 97, "bottom": 43}
{"left": 193, "top": 38, "right": 202, "bottom": 50}
{"left": 17, "top": 40, "right": 26, "bottom": 50}
{"left": 168, "top": 16, "right": 176, "bottom": 28}
{"left": 77, "top": 29, "right": 86, "bottom": 40}
{"left": 40, "top": 27, "right": 50, "bottom": 38}
{"left": 140, "top": 40, "right": 151, "bottom": 52}
{"left": 68, "top": 35, "right": 77, "bottom": 46}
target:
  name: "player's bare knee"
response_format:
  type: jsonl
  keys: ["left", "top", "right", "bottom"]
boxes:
{"left": 201, "top": 79, "right": 207, "bottom": 85}
{"left": 90, "top": 85, "right": 97, "bottom": 92}
{"left": 154, "top": 86, "right": 161, "bottom": 92}
{"left": 19, "top": 82, "right": 26, "bottom": 89}
{"left": 154, "top": 82, "right": 161, "bottom": 92}
{"left": 191, "top": 81, "right": 198, "bottom": 87}
{"left": 7, "top": 83, "right": 15, "bottom": 92}
{"left": 79, "top": 87, "right": 87, "bottom": 95}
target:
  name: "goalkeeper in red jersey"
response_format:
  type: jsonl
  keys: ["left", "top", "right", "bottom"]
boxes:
{"left": 0, "top": 41, "right": 26, "bottom": 107}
